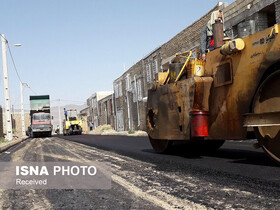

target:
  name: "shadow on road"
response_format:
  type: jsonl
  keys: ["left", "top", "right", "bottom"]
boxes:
{"left": 57, "top": 134, "right": 278, "bottom": 167}
{"left": 143, "top": 143, "right": 278, "bottom": 167}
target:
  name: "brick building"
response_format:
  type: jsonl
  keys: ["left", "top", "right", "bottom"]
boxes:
{"left": 86, "top": 91, "right": 113, "bottom": 129}
{"left": 98, "top": 94, "right": 115, "bottom": 129}
{"left": 9, "top": 111, "right": 30, "bottom": 137}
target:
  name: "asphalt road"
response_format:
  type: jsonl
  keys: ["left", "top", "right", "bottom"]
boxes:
{"left": 0, "top": 135, "right": 279, "bottom": 209}
{"left": 60, "top": 134, "right": 280, "bottom": 183}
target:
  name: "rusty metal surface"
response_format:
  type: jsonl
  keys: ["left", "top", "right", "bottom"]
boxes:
{"left": 205, "top": 25, "right": 280, "bottom": 140}
{"left": 244, "top": 111, "right": 280, "bottom": 127}
{"left": 213, "top": 21, "right": 224, "bottom": 49}
{"left": 252, "top": 70, "right": 280, "bottom": 162}
{"left": 147, "top": 24, "right": 280, "bottom": 144}
{"left": 147, "top": 77, "right": 213, "bottom": 140}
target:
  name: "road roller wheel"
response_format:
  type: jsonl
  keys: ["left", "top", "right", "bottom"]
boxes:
{"left": 149, "top": 135, "right": 172, "bottom": 153}
{"left": 253, "top": 70, "right": 280, "bottom": 163}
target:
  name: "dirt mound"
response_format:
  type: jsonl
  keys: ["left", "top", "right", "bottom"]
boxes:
{"left": 88, "top": 125, "right": 147, "bottom": 136}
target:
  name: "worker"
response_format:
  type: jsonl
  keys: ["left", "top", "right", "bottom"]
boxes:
{"left": 89, "top": 121, "right": 93, "bottom": 131}
{"left": 200, "top": 10, "right": 224, "bottom": 60}
{"left": 55, "top": 125, "right": 60, "bottom": 134}
{"left": 64, "top": 108, "right": 68, "bottom": 120}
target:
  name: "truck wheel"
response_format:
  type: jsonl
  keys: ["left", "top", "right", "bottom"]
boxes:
{"left": 253, "top": 70, "right": 280, "bottom": 163}
{"left": 149, "top": 135, "right": 173, "bottom": 153}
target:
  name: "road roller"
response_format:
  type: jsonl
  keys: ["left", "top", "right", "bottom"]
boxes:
{"left": 147, "top": 22, "right": 280, "bottom": 163}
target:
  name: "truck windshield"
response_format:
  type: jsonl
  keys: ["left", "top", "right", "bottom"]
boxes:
{"left": 33, "top": 114, "right": 50, "bottom": 121}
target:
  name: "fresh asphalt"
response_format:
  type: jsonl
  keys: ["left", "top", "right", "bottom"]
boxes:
{"left": 59, "top": 134, "right": 280, "bottom": 184}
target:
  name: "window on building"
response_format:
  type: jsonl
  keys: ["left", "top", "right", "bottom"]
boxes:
{"left": 110, "top": 99, "right": 113, "bottom": 115}
{"left": 114, "top": 83, "right": 119, "bottom": 98}
{"left": 146, "top": 63, "right": 151, "bottom": 83}
{"left": 105, "top": 103, "right": 107, "bottom": 114}
{"left": 126, "top": 74, "right": 130, "bottom": 92}
{"left": 132, "top": 81, "right": 137, "bottom": 103}
{"left": 119, "top": 81, "right": 123, "bottom": 97}
{"left": 152, "top": 59, "right": 158, "bottom": 81}
{"left": 137, "top": 80, "right": 142, "bottom": 101}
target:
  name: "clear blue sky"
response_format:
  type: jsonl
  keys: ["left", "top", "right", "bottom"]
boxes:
{"left": 0, "top": 0, "right": 235, "bottom": 109}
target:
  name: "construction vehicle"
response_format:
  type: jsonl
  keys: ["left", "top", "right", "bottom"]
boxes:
{"left": 27, "top": 95, "right": 52, "bottom": 138}
{"left": 63, "top": 109, "right": 82, "bottom": 135}
{"left": 147, "top": 20, "right": 280, "bottom": 163}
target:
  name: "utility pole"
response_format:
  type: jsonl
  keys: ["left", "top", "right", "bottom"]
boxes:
{"left": 1, "top": 34, "right": 13, "bottom": 140}
{"left": 20, "top": 82, "right": 28, "bottom": 136}
{"left": 58, "top": 99, "right": 62, "bottom": 134}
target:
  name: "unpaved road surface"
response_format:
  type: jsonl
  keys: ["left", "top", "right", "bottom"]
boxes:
{"left": 0, "top": 135, "right": 279, "bottom": 209}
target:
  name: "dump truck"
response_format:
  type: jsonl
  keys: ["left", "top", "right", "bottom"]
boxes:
{"left": 147, "top": 21, "right": 280, "bottom": 163}
{"left": 63, "top": 109, "right": 82, "bottom": 135}
{"left": 27, "top": 95, "right": 52, "bottom": 138}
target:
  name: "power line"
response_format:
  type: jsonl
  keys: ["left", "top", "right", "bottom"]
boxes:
{"left": 25, "top": 84, "right": 37, "bottom": 95}
{"left": 6, "top": 42, "right": 22, "bottom": 83}
{"left": 0, "top": 34, "right": 37, "bottom": 95}
{"left": 52, "top": 99, "right": 85, "bottom": 103}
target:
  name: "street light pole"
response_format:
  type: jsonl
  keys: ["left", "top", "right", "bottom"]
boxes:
{"left": 1, "top": 34, "right": 13, "bottom": 140}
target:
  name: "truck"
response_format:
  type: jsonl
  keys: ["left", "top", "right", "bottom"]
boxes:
{"left": 147, "top": 21, "right": 280, "bottom": 163}
{"left": 27, "top": 95, "right": 52, "bottom": 138}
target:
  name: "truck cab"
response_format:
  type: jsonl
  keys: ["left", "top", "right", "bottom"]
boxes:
{"left": 27, "top": 95, "right": 52, "bottom": 138}
{"left": 28, "top": 113, "right": 52, "bottom": 138}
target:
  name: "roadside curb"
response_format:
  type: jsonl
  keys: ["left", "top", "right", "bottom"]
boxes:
{"left": 0, "top": 137, "right": 28, "bottom": 153}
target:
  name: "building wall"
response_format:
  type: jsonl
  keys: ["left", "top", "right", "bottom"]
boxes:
{"left": 224, "top": 0, "right": 277, "bottom": 38}
{"left": 11, "top": 112, "right": 30, "bottom": 137}
{"left": 276, "top": 0, "right": 280, "bottom": 23}
{"left": 98, "top": 94, "right": 115, "bottom": 129}
{"left": 160, "top": 3, "right": 227, "bottom": 65}
{"left": 86, "top": 91, "right": 113, "bottom": 129}
{"left": 79, "top": 107, "right": 90, "bottom": 133}
{"left": 114, "top": 77, "right": 125, "bottom": 131}
{"left": 114, "top": 60, "right": 148, "bottom": 131}
{"left": 143, "top": 47, "right": 161, "bottom": 93}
